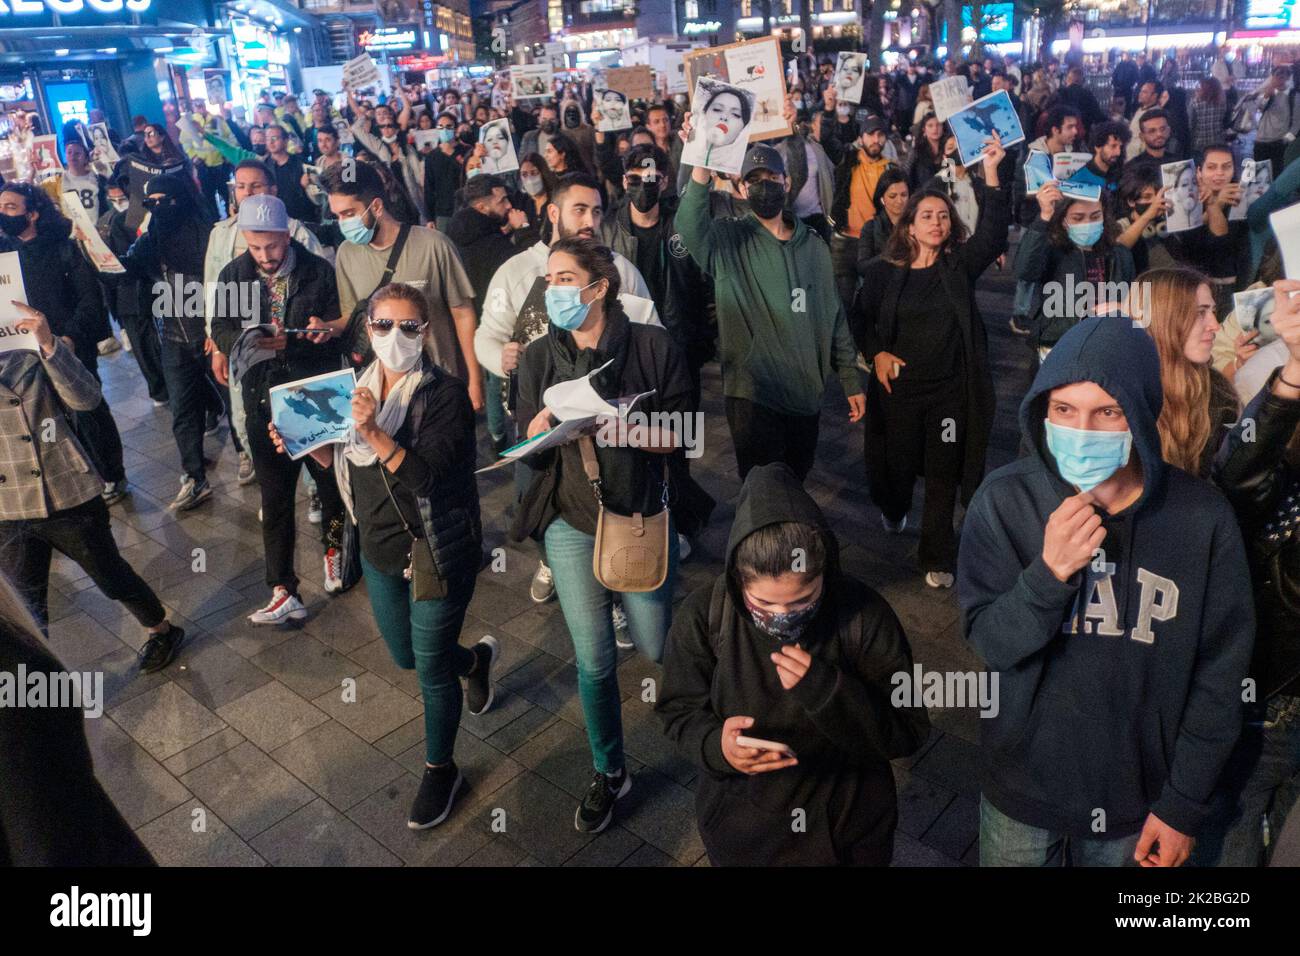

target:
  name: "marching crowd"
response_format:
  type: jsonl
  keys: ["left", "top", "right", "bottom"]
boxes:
{"left": 1, "top": 46, "right": 1300, "bottom": 869}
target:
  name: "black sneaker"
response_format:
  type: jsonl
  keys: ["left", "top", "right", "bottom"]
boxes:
{"left": 138, "top": 625, "right": 185, "bottom": 674}
{"left": 101, "top": 480, "right": 129, "bottom": 506}
{"left": 574, "top": 767, "right": 631, "bottom": 833}
{"left": 465, "top": 635, "right": 498, "bottom": 716}
{"left": 408, "top": 762, "right": 463, "bottom": 830}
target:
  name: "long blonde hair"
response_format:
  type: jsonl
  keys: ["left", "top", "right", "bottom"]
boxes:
{"left": 1133, "top": 268, "right": 1214, "bottom": 472}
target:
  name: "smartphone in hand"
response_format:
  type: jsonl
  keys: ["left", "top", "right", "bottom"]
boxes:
{"left": 735, "top": 735, "right": 796, "bottom": 758}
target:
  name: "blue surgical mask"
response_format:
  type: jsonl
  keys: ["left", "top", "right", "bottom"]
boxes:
{"left": 545, "top": 280, "right": 598, "bottom": 331}
{"left": 466, "top": 166, "right": 481, "bottom": 179}
{"left": 339, "top": 202, "right": 376, "bottom": 245}
{"left": 1067, "top": 220, "right": 1104, "bottom": 248}
{"left": 1043, "top": 419, "right": 1133, "bottom": 491}
{"left": 437, "top": 127, "right": 455, "bottom": 144}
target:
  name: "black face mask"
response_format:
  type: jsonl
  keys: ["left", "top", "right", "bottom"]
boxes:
{"left": 0, "top": 212, "right": 29, "bottom": 237}
{"left": 457, "top": 130, "right": 475, "bottom": 146}
{"left": 1134, "top": 202, "right": 1152, "bottom": 217}
{"left": 627, "top": 181, "right": 660, "bottom": 214}
{"left": 746, "top": 180, "right": 786, "bottom": 219}
{"left": 253, "top": 144, "right": 268, "bottom": 156}
{"left": 564, "top": 109, "right": 581, "bottom": 128}
{"left": 540, "top": 119, "right": 558, "bottom": 134}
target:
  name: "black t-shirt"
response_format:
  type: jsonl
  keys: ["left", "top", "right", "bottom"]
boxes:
{"left": 631, "top": 220, "right": 664, "bottom": 302}
{"left": 890, "top": 263, "right": 959, "bottom": 385}
{"left": 266, "top": 153, "right": 318, "bottom": 223}
{"left": 350, "top": 461, "right": 424, "bottom": 576}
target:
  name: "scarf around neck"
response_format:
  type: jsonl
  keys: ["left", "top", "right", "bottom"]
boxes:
{"left": 334, "top": 359, "right": 424, "bottom": 523}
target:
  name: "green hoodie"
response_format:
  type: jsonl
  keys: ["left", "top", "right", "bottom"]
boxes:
{"left": 676, "top": 178, "right": 862, "bottom": 417}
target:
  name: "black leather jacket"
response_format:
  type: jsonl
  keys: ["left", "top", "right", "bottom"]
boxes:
{"left": 1214, "top": 370, "right": 1300, "bottom": 699}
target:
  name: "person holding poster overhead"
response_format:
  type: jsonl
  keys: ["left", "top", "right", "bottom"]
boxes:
{"left": 678, "top": 128, "right": 866, "bottom": 481}
{"left": 681, "top": 79, "right": 757, "bottom": 177}
{"left": 0, "top": 300, "right": 185, "bottom": 673}
{"left": 269, "top": 282, "right": 494, "bottom": 831}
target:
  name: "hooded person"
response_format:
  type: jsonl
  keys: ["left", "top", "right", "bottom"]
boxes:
{"left": 957, "top": 314, "right": 1255, "bottom": 867}
{"left": 657, "top": 462, "right": 930, "bottom": 866}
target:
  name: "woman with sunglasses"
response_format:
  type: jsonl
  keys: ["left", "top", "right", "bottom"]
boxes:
{"left": 270, "top": 282, "right": 495, "bottom": 830}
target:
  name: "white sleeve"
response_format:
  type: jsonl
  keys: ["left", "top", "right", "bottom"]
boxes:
{"left": 475, "top": 265, "right": 515, "bottom": 378}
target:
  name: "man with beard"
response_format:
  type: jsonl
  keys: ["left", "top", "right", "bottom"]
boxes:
{"left": 210, "top": 195, "right": 347, "bottom": 621}
{"left": 831, "top": 116, "right": 896, "bottom": 306}
{"left": 474, "top": 172, "right": 659, "bottom": 607}
{"left": 114, "top": 175, "right": 218, "bottom": 510}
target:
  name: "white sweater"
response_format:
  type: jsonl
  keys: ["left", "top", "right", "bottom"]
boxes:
{"left": 473, "top": 240, "right": 659, "bottom": 378}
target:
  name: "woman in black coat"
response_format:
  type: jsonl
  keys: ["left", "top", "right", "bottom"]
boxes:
{"left": 852, "top": 134, "right": 1009, "bottom": 589}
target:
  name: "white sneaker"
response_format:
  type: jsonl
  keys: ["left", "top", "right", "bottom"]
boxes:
{"left": 323, "top": 547, "right": 343, "bottom": 593}
{"left": 613, "top": 603, "right": 633, "bottom": 650}
{"left": 530, "top": 561, "right": 555, "bottom": 603}
{"left": 248, "top": 586, "right": 307, "bottom": 625}
{"left": 925, "top": 571, "right": 954, "bottom": 589}
{"left": 881, "top": 513, "right": 907, "bottom": 534}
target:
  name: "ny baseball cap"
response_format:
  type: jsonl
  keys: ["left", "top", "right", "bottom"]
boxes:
{"left": 237, "top": 193, "right": 289, "bottom": 233}
{"left": 740, "top": 144, "right": 785, "bottom": 181}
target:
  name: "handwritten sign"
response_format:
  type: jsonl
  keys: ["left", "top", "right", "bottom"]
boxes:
{"left": 930, "top": 75, "right": 973, "bottom": 123}
{"left": 604, "top": 65, "right": 655, "bottom": 102}
{"left": 342, "top": 52, "right": 382, "bottom": 92}
{"left": 0, "top": 251, "right": 36, "bottom": 353}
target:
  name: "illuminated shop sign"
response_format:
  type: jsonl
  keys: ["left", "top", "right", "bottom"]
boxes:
{"left": 0, "top": 0, "right": 151, "bottom": 14}
{"left": 357, "top": 26, "right": 421, "bottom": 52}
{"left": 682, "top": 20, "right": 720, "bottom": 34}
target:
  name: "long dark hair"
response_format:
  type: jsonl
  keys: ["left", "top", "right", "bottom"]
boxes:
{"left": 520, "top": 151, "right": 558, "bottom": 198}
{"left": 142, "top": 122, "right": 186, "bottom": 163}
{"left": 545, "top": 133, "right": 589, "bottom": 175}
{"left": 0, "top": 181, "right": 71, "bottom": 242}
{"left": 882, "top": 187, "right": 969, "bottom": 266}
{"left": 1046, "top": 196, "right": 1117, "bottom": 253}
{"left": 549, "top": 236, "right": 621, "bottom": 306}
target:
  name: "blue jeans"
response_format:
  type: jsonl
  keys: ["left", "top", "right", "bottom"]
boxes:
{"left": 361, "top": 554, "right": 477, "bottom": 765}
{"left": 543, "top": 516, "right": 677, "bottom": 775}
{"left": 485, "top": 370, "right": 510, "bottom": 444}
{"left": 979, "top": 795, "right": 1141, "bottom": 867}
{"left": 1192, "top": 694, "right": 1300, "bottom": 867}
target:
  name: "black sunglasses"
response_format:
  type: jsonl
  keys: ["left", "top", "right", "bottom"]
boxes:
{"left": 141, "top": 197, "right": 176, "bottom": 210}
{"left": 368, "top": 318, "right": 426, "bottom": 337}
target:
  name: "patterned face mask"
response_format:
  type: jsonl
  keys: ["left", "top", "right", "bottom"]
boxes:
{"left": 743, "top": 581, "right": 824, "bottom": 642}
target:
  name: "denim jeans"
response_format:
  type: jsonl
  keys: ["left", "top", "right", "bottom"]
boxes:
{"left": 361, "top": 554, "right": 476, "bottom": 766}
{"left": 979, "top": 795, "right": 1141, "bottom": 867}
{"left": 1192, "top": 694, "right": 1300, "bottom": 867}
{"left": 160, "top": 337, "right": 210, "bottom": 481}
{"left": 485, "top": 369, "right": 510, "bottom": 444}
{"left": 543, "top": 516, "right": 678, "bottom": 775}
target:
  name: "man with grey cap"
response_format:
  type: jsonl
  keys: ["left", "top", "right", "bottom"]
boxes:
{"left": 676, "top": 130, "right": 866, "bottom": 481}
{"left": 209, "top": 193, "right": 348, "bottom": 623}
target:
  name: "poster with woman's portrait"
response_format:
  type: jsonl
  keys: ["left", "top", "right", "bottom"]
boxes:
{"left": 30, "top": 135, "right": 62, "bottom": 181}
{"left": 683, "top": 36, "right": 789, "bottom": 142}
{"left": 833, "top": 52, "right": 868, "bottom": 105}
{"left": 1161, "top": 159, "right": 1202, "bottom": 233}
{"left": 682, "top": 77, "right": 757, "bottom": 175}
{"left": 593, "top": 86, "right": 631, "bottom": 132}
{"left": 478, "top": 118, "right": 518, "bottom": 175}
{"left": 89, "top": 122, "right": 120, "bottom": 177}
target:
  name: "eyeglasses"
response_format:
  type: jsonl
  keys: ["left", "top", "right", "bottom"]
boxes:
{"left": 378, "top": 123, "right": 398, "bottom": 131}
{"left": 367, "top": 318, "right": 426, "bottom": 337}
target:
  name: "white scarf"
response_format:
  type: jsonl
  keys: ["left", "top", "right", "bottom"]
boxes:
{"left": 334, "top": 359, "right": 423, "bottom": 523}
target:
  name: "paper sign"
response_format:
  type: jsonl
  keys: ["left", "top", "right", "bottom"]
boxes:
{"left": 1231, "top": 159, "right": 1271, "bottom": 222}
{"left": 342, "top": 52, "right": 382, "bottom": 92}
{"left": 511, "top": 64, "right": 553, "bottom": 99}
{"left": 604, "top": 65, "right": 655, "bottom": 102}
{"left": 544, "top": 41, "right": 567, "bottom": 71}
{"left": 1052, "top": 152, "right": 1092, "bottom": 181}
{"left": 1232, "top": 287, "right": 1278, "bottom": 346}
{"left": 1162, "top": 160, "right": 1202, "bottom": 233}
{"left": 682, "top": 77, "right": 758, "bottom": 175}
{"left": 412, "top": 129, "right": 438, "bottom": 151}
{"left": 930, "top": 75, "right": 973, "bottom": 123}
{"left": 478, "top": 118, "right": 518, "bottom": 174}
{"left": 30, "top": 134, "right": 62, "bottom": 181}
{"left": 88, "top": 122, "right": 119, "bottom": 177}
{"left": 593, "top": 84, "right": 632, "bottom": 132}
{"left": 269, "top": 368, "right": 357, "bottom": 460}
{"left": 205, "top": 74, "right": 227, "bottom": 106}
{"left": 0, "top": 251, "right": 36, "bottom": 352}
{"left": 832, "top": 52, "right": 868, "bottom": 105}
{"left": 62, "top": 191, "right": 124, "bottom": 274}
{"left": 1024, "top": 150, "right": 1053, "bottom": 195}
{"left": 1270, "top": 201, "right": 1300, "bottom": 279}
{"left": 684, "top": 36, "right": 790, "bottom": 142}
{"left": 665, "top": 51, "right": 688, "bottom": 94}
{"left": 948, "top": 90, "right": 1025, "bottom": 167}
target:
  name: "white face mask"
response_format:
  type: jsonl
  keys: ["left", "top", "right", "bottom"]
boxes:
{"left": 111, "top": 198, "right": 130, "bottom": 213}
{"left": 371, "top": 328, "right": 424, "bottom": 373}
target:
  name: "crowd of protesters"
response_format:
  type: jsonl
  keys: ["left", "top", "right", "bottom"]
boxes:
{"left": 2, "top": 42, "right": 1300, "bottom": 870}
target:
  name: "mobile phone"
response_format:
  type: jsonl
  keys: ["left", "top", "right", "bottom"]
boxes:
{"left": 735, "top": 735, "right": 796, "bottom": 758}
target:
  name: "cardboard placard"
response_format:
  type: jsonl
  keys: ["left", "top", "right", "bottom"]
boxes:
{"left": 604, "top": 65, "right": 655, "bottom": 102}
{"left": 683, "top": 36, "right": 790, "bottom": 142}
{"left": 342, "top": 52, "right": 382, "bottom": 92}
{"left": 930, "top": 75, "right": 973, "bottom": 123}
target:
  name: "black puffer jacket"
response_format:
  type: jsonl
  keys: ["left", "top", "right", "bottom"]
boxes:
{"left": 657, "top": 463, "right": 930, "bottom": 866}
{"left": 1213, "top": 370, "right": 1300, "bottom": 700}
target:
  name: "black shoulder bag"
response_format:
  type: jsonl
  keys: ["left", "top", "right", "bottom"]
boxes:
{"left": 345, "top": 223, "right": 411, "bottom": 364}
{"left": 377, "top": 463, "right": 446, "bottom": 601}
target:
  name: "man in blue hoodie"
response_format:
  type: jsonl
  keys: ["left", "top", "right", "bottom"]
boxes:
{"left": 958, "top": 315, "right": 1254, "bottom": 866}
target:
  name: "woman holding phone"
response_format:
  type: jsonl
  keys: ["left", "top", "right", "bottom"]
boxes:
{"left": 657, "top": 462, "right": 929, "bottom": 866}
{"left": 268, "top": 283, "right": 496, "bottom": 831}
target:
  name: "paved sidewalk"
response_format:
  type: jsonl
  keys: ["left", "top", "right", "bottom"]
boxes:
{"left": 56, "top": 251, "right": 1029, "bottom": 867}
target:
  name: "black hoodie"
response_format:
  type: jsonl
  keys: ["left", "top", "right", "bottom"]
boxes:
{"left": 657, "top": 463, "right": 929, "bottom": 865}
{"left": 957, "top": 315, "right": 1254, "bottom": 840}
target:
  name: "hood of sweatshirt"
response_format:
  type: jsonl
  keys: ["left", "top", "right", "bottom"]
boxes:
{"left": 1020, "top": 313, "right": 1166, "bottom": 513}
{"left": 724, "top": 462, "right": 841, "bottom": 623}
{"left": 445, "top": 204, "right": 505, "bottom": 247}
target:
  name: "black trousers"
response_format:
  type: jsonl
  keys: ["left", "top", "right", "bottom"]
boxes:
{"left": 0, "top": 496, "right": 165, "bottom": 634}
{"left": 197, "top": 161, "right": 232, "bottom": 218}
{"left": 871, "top": 380, "right": 965, "bottom": 573}
{"left": 1254, "top": 139, "right": 1287, "bottom": 179}
{"left": 71, "top": 348, "right": 125, "bottom": 485}
{"left": 245, "top": 385, "right": 344, "bottom": 593}
{"left": 725, "top": 397, "right": 820, "bottom": 482}
{"left": 118, "top": 309, "right": 169, "bottom": 403}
